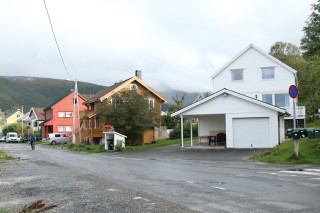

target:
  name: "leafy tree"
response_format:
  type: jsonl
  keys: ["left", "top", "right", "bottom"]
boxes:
{"left": 2, "top": 123, "right": 28, "bottom": 136}
{"left": 297, "top": 56, "right": 320, "bottom": 117}
{"left": 97, "top": 89, "right": 159, "bottom": 145}
{"left": 301, "top": 0, "right": 320, "bottom": 59}
{"left": 162, "top": 94, "right": 185, "bottom": 129}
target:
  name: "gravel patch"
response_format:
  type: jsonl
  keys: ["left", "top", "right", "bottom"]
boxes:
{"left": 0, "top": 159, "right": 199, "bottom": 213}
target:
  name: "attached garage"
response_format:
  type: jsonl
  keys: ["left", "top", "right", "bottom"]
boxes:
{"left": 233, "top": 118, "right": 270, "bottom": 148}
{"left": 172, "top": 88, "right": 287, "bottom": 149}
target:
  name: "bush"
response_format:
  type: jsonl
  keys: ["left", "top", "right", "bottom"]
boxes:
{"left": 115, "top": 140, "right": 124, "bottom": 152}
{"left": 169, "top": 122, "right": 198, "bottom": 139}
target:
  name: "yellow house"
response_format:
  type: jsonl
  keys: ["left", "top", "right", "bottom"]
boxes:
{"left": 5, "top": 110, "right": 23, "bottom": 125}
{"left": 78, "top": 71, "right": 167, "bottom": 145}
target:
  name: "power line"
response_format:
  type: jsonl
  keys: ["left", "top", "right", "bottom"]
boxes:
{"left": 43, "top": 0, "right": 72, "bottom": 80}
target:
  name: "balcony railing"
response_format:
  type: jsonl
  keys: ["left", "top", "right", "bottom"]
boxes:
{"left": 283, "top": 106, "right": 306, "bottom": 119}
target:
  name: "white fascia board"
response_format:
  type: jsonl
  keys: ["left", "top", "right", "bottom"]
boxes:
{"left": 171, "top": 88, "right": 287, "bottom": 117}
{"left": 211, "top": 44, "right": 297, "bottom": 80}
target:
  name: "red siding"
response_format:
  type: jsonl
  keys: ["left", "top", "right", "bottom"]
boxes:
{"left": 43, "top": 92, "right": 86, "bottom": 138}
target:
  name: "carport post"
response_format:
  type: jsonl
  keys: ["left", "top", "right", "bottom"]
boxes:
{"left": 180, "top": 115, "right": 184, "bottom": 147}
{"left": 190, "top": 121, "right": 193, "bottom": 146}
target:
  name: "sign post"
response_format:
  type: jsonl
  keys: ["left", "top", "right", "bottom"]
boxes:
{"left": 289, "top": 85, "right": 299, "bottom": 157}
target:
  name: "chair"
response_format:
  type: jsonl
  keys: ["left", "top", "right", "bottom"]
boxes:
{"left": 216, "top": 133, "right": 226, "bottom": 146}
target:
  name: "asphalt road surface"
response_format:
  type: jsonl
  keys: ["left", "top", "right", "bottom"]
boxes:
{"left": 1, "top": 143, "right": 320, "bottom": 213}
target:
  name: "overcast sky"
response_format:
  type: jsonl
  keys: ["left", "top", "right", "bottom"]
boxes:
{"left": 0, "top": 0, "right": 315, "bottom": 92}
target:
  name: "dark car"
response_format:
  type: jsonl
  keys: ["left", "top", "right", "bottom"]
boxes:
{"left": 0, "top": 136, "right": 6, "bottom": 142}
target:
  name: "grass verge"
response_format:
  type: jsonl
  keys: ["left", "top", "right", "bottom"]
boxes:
{"left": 251, "top": 138, "right": 320, "bottom": 164}
{"left": 48, "top": 138, "right": 188, "bottom": 153}
{"left": 0, "top": 150, "right": 14, "bottom": 160}
{"left": 124, "top": 138, "right": 184, "bottom": 151}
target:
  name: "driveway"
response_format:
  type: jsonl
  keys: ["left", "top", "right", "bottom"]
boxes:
{"left": 110, "top": 142, "right": 262, "bottom": 162}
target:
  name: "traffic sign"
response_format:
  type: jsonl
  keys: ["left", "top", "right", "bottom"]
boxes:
{"left": 289, "top": 85, "right": 298, "bottom": 99}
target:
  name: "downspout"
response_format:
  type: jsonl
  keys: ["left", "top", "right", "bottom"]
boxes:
{"left": 278, "top": 112, "right": 287, "bottom": 145}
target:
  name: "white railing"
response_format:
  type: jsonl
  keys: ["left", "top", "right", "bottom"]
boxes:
{"left": 283, "top": 106, "right": 306, "bottom": 119}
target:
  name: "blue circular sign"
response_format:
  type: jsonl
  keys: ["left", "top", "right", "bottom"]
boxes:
{"left": 289, "top": 85, "right": 298, "bottom": 99}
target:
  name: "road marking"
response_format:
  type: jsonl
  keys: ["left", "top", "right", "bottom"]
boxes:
{"left": 258, "top": 172, "right": 296, "bottom": 176}
{"left": 298, "top": 182, "right": 320, "bottom": 188}
{"left": 133, "top": 197, "right": 150, "bottom": 201}
{"left": 311, "top": 178, "right": 320, "bottom": 180}
{"left": 211, "top": 186, "right": 226, "bottom": 191}
{"left": 186, "top": 181, "right": 194, "bottom": 184}
{"left": 109, "top": 156, "right": 143, "bottom": 161}
{"left": 279, "top": 171, "right": 320, "bottom": 176}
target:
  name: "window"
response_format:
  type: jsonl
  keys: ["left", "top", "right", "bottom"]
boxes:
{"left": 130, "top": 84, "right": 138, "bottom": 90}
{"left": 231, "top": 69, "right": 243, "bottom": 81}
{"left": 58, "top": 126, "right": 73, "bottom": 132}
{"left": 33, "top": 121, "right": 38, "bottom": 127}
{"left": 275, "top": 94, "right": 289, "bottom": 108}
{"left": 58, "top": 112, "right": 65, "bottom": 117}
{"left": 262, "top": 94, "right": 273, "bottom": 105}
{"left": 65, "top": 112, "right": 73, "bottom": 117}
{"left": 65, "top": 126, "right": 73, "bottom": 132}
{"left": 147, "top": 98, "right": 155, "bottom": 109}
{"left": 95, "top": 117, "right": 100, "bottom": 129}
{"left": 261, "top": 67, "right": 275, "bottom": 79}
{"left": 58, "top": 112, "right": 73, "bottom": 118}
{"left": 72, "top": 98, "right": 78, "bottom": 104}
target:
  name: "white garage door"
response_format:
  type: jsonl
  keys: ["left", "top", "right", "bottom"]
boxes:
{"left": 233, "top": 118, "right": 270, "bottom": 148}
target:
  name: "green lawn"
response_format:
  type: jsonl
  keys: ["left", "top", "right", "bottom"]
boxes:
{"left": 305, "top": 119, "right": 320, "bottom": 128}
{"left": 251, "top": 138, "right": 320, "bottom": 164}
{"left": 0, "top": 150, "right": 14, "bottom": 160}
{"left": 48, "top": 138, "right": 187, "bottom": 153}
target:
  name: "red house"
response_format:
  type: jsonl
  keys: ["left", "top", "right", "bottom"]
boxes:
{"left": 42, "top": 92, "right": 87, "bottom": 139}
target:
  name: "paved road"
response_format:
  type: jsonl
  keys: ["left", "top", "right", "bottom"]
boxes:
{"left": 1, "top": 143, "right": 320, "bottom": 213}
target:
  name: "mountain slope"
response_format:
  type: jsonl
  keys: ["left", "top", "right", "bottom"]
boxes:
{"left": 0, "top": 76, "right": 105, "bottom": 111}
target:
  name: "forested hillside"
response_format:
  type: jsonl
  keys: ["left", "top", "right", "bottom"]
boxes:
{"left": 0, "top": 76, "right": 105, "bottom": 111}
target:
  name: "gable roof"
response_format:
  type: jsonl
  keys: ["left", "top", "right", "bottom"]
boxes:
{"left": 5, "top": 110, "right": 22, "bottom": 120}
{"left": 211, "top": 43, "right": 297, "bottom": 79}
{"left": 171, "top": 88, "right": 287, "bottom": 117}
{"left": 84, "top": 76, "right": 167, "bottom": 104}
{"left": 29, "top": 107, "right": 45, "bottom": 120}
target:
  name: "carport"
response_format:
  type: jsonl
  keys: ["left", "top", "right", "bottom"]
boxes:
{"left": 171, "top": 88, "right": 288, "bottom": 148}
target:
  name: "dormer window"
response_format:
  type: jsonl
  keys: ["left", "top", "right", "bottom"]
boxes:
{"left": 231, "top": 69, "right": 243, "bottom": 81}
{"left": 261, "top": 67, "right": 275, "bottom": 79}
{"left": 130, "top": 84, "right": 138, "bottom": 90}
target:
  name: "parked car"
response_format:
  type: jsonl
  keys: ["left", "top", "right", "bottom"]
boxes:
{"left": 0, "top": 136, "right": 6, "bottom": 142}
{"left": 6, "top": 132, "right": 19, "bottom": 143}
{"left": 47, "top": 133, "right": 69, "bottom": 145}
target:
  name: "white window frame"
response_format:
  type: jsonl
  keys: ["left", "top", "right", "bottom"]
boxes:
{"left": 148, "top": 98, "right": 155, "bottom": 109}
{"left": 65, "top": 112, "right": 73, "bottom": 117}
{"left": 130, "top": 84, "right": 138, "bottom": 90}
{"left": 275, "top": 93, "right": 289, "bottom": 108}
{"left": 58, "top": 112, "right": 65, "bottom": 118}
{"left": 58, "top": 126, "right": 65, "bottom": 132}
{"left": 231, "top": 69, "right": 244, "bottom": 81}
{"left": 261, "top": 67, "right": 275, "bottom": 79}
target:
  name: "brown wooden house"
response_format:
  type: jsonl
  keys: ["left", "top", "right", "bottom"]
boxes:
{"left": 77, "top": 71, "right": 167, "bottom": 145}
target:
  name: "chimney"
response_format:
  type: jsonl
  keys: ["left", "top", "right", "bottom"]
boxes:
{"left": 135, "top": 70, "right": 142, "bottom": 79}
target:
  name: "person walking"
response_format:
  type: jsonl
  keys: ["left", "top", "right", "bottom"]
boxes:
{"left": 29, "top": 134, "right": 36, "bottom": 150}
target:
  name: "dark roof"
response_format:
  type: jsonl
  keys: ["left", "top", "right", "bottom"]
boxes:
{"left": 83, "top": 78, "right": 130, "bottom": 104}
{"left": 32, "top": 107, "right": 45, "bottom": 120}
{"left": 5, "top": 111, "right": 20, "bottom": 119}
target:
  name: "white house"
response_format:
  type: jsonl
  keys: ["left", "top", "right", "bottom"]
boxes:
{"left": 212, "top": 44, "right": 305, "bottom": 128}
{"left": 172, "top": 88, "right": 287, "bottom": 148}
{"left": 172, "top": 44, "right": 303, "bottom": 148}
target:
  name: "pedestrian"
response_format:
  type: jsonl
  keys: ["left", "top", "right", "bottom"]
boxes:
{"left": 29, "top": 134, "right": 36, "bottom": 150}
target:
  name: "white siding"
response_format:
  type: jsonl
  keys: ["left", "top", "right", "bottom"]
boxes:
{"left": 212, "top": 48, "right": 295, "bottom": 109}
{"left": 198, "top": 115, "right": 225, "bottom": 136}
